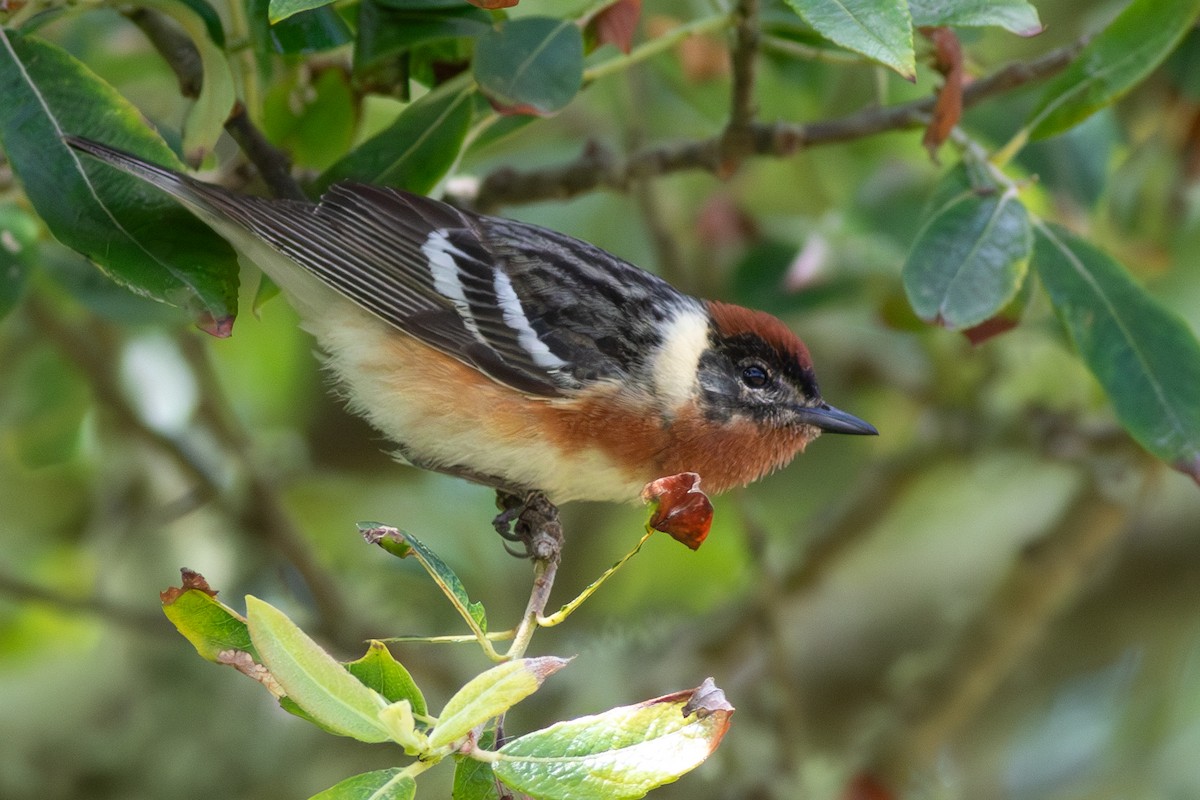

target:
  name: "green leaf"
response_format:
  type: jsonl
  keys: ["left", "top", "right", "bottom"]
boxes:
{"left": 245, "top": 596, "right": 391, "bottom": 743}
{"left": 1033, "top": 223, "right": 1200, "bottom": 480}
{"left": 136, "top": 0, "right": 237, "bottom": 163}
{"left": 903, "top": 182, "right": 1032, "bottom": 330}
{"left": 247, "top": 0, "right": 351, "bottom": 56}
{"left": 269, "top": 0, "right": 335, "bottom": 23}
{"left": 454, "top": 727, "right": 499, "bottom": 800}
{"left": 428, "top": 657, "right": 570, "bottom": 750}
{"left": 0, "top": 31, "right": 239, "bottom": 331}
{"left": 347, "top": 641, "right": 427, "bottom": 718}
{"left": 308, "top": 769, "right": 416, "bottom": 800}
{"left": 0, "top": 203, "right": 38, "bottom": 319}
{"left": 360, "top": 523, "right": 488, "bottom": 635}
{"left": 1028, "top": 0, "right": 1200, "bottom": 139}
{"left": 317, "top": 85, "right": 473, "bottom": 193}
{"left": 354, "top": 0, "right": 490, "bottom": 74}
{"left": 908, "top": 0, "right": 1042, "bottom": 36}
{"left": 262, "top": 68, "right": 356, "bottom": 172}
{"left": 161, "top": 583, "right": 257, "bottom": 663}
{"left": 493, "top": 678, "right": 735, "bottom": 800}
{"left": 473, "top": 17, "right": 584, "bottom": 115}
{"left": 783, "top": 0, "right": 915, "bottom": 79}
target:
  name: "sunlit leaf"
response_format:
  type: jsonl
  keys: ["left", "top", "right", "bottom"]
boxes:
{"left": 473, "top": 17, "right": 584, "bottom": 115}
{"left": 160, "top": 570, "right": 257, "bottom": 662}
{"left": 1028, "top": 0, "right": 1200, "bottom": 139}
{"left": 308, "top": 769, "right": 415, "bottom": 800}
{"left": 908, "top": 0, "right": 1042, "bottom": 36}
{"left": 245, "top": 596, "right": 391, "bottom": 743}
{"left": 347, "top": 641, "right": 427, "bottom": 717}
{"left": 903, "top": 178, "right": 1032, "bottom": 330}
{"left": 1034, "top": 223, "right": 1200, "bottom": 481}
{"left": 782, "top": 0, "right": 915, "bottom": 79}
{"left": 0, "top": 30, "right": 239, "bottom": 331}
{"left": 317, "top": 85, "right": 473, "bottom": 193}
{"left": 493, "top": 678, "right": 734, "bottom": 800}
{"left": 428, "top": 657, "right": 570, "bottom": 750}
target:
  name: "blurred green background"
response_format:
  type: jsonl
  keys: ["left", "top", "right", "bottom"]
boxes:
{"left": 3, "top": 1, "right": 1200, "bottom": 798}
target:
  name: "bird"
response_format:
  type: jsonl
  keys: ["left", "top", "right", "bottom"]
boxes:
{"left": 66, "top": 136, "right": 876, "bottom": 515}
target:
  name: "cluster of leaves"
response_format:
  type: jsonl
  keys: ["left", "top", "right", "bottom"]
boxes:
{"left": 899, "top": 0, "right": 1200, "bottom": 480}
{"left": 161, "top": 494, "right": 725, "bottom": 800}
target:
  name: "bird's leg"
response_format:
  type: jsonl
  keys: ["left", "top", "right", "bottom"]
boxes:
{"left": 492, "top": 491, "right": 563, "bottom": 562}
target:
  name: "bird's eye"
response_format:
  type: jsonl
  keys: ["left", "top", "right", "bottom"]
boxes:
{"left": 741, "top": 364, "right": 770, "bottom": 389}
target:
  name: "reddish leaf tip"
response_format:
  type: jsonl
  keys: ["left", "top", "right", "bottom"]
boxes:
{"left": 195, "top": 312, "right": 235, "bottom": 338}
{"left": 1175, "top": 455, "right": 1200, "bottom": 485}
{"left": 642, "top": 472, "right": 714, "bottom": 550}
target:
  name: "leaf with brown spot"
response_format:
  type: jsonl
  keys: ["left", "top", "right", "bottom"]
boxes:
{"left": 920, "top": 26, "right": 963, "bottom": 162}
{"left": 641, "top": 472, "right": 714, "bottom": 550}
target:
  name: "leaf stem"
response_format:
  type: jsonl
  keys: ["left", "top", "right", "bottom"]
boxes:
{"left": 537, "top": 530, "right": 654, "bottom": 628}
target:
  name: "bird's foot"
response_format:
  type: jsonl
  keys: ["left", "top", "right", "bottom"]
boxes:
{"left": 492, "top": 491, "right": 562, "bottom": 562}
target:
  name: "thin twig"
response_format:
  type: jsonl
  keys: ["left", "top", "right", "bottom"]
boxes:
{"left": 719, "top": 0, "right": 760, "bottom": 173}
{"left": 504, "top": 495, "right": 563, "bottom": 660}
{"left": 476, "top": 37, "right": 1086, "bottom": 210}
{"left": 124, "top": 9, "right": 305, "bottom": 200}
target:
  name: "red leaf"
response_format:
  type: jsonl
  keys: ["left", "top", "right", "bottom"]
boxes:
{"left": 160, "top": 568, "right": 216, "bottom": 604}
{"left": 641, "top": 472, "right": 714, "bottom": 550}
{"left": 919, "top": 27, "right": 963, "bottom": 163}
{"left": 587, "top": 0, "right": 641, "bottom": 54}
{"left": 467, "top": 0, "right": 518, "bottom": 8}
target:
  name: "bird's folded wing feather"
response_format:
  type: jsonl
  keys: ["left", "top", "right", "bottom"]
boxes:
{"left": 199, "top": 182, "right": 692, "bottom": 397}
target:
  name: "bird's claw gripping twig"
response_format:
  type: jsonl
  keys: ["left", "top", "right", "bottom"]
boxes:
{"left": 493, "top": 491, "right": 563, "bottom": 562}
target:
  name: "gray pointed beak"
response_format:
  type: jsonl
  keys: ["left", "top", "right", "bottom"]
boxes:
{"left": 795, "top": 401, "right": 878, "bottom": 435}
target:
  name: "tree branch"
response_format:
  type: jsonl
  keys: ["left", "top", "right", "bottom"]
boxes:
{"left": 719, "top": 0, "right": 760, "bottom": 174}
{"left": 476, "top": 37, "right": 1085, "bottom": 211}
{"left": 124, "top": 9, "right": 306, "bottom": 201}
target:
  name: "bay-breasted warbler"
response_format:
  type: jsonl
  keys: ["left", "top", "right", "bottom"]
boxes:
{"left": 67, "top": 137, "right": 876, "bottom": 505}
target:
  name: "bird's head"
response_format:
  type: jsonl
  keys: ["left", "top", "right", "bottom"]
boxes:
{"left": 698, "top": 301, "right": 877, "bottom": 438}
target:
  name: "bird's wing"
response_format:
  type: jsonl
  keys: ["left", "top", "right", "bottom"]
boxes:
{"left": 210, "top": 182, "right": 696, "bottom": 396}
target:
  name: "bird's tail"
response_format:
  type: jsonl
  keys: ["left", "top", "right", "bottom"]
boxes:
{"left": 64, "top": 136, "right": 235, "bottom": 226}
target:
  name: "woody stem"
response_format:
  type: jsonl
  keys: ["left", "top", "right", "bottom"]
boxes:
{"left": 503, "top": 496, "right": 564, "bottom": 660}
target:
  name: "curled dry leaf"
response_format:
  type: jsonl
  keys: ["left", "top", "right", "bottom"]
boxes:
{"left": 641, "top": 472, "right": 714, "bottom": 550}
{"left": 919, "top": 26, "right": 963, "bottom": 162}
{"left": 160, "top": 568, "right": 216, "bottom": 604}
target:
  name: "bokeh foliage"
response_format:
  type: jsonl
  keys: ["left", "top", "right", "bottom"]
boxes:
{"left": 2, "top": 0, "right": 1200, "bottom": 798}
